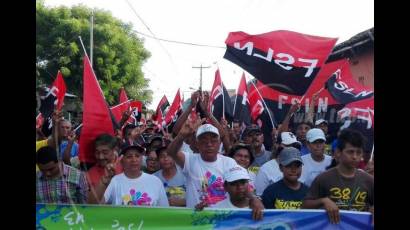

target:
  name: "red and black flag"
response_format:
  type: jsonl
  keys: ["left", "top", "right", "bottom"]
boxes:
{"left": 256, "top": 59, "right": 347, "bottom": 139}
{"left": 233, "top": 72, "right": 251, "bottom": 125}
{"left": 325, "top": 60, "right": 374, "bottom": 104}
{"left": 338, "top": 98, "right": 374, "bottom": 154}
{"left": 224, "top": 30, "right": 337, "bottom": 95}
{"left": 39, "top": 70, "right": 67, "bottom": 137}
{"left": 208, "top": 69, "right": 234, "bottom": 123}
{"left": 164, "top": 89, "right": 182, "bottom": 126}
{"left": 248, "top": 81, "right": 276, "bottom": 150}
{"left": 153, "top": 95, "right": 170, "bottom": 123}
{"left": 128, "top": 100, "right": 143, "bottom": 125}
{"left": 79, "top": 55, "right": 115, "bottom": 164}
{"left": 164, "top": 89, "right": 183, "bottom": 132}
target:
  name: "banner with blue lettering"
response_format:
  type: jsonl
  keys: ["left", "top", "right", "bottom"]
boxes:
{"left": 36, "top": 203, "right": 373, "bottom": 229}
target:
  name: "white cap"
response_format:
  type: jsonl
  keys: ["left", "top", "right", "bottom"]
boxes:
{"left": 315, "top": 119, "right": 328, "bottom": 126}
{"left": 196, "top": 124, "right": 220, "bottom": 139}
{"left": 306, "top": 128, "right": 326, "bottom": 143}
{"left": 281, "top": 132, "right": 300, "bottom": 145}
{"left": 224, "top": 165, "right": 250, "bottom": 182}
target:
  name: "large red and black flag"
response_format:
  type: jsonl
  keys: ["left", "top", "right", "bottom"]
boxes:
{"left": 79, "top": 55, "right": 115, "bottom": 164}
{"left": 248, "top": 81, "right": 276, "bottom": 150}
{"left": 257, "top": 59, "right": 347, "bottom": 138}
{"left": 224, "top": 30, "right": 337, "bottom": 95}
{"left": 338, "top": 97, "right": 374, "bottom": 155}
{"left": 39, "top": 70, "right": 67, "bottom": 137}
{"left": 208, "top": 69, "right": 234, "bottom": 123}
{"left": 325, "top": 60, "right": 374, "bottom": 104}
{"left": 233, "top": 72, "right": 251, "bottom": 125}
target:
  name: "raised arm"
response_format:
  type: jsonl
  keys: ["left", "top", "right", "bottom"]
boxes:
{"left": 167, "top": 116, "right": 204, "bottom": 168}
{"left": 172, "top": 91, "right": 200, "bottom": 136}
{"left": 62, "top": 131, "right": 76, "bottom": 165}
{"left": 305, "top": 92, "right": 319, "bottom": 124}
{"left": 277, "top": 103, "right": 300, "bottom": 134}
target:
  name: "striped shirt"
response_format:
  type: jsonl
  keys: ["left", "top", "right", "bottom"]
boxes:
{"left": 36, "top": 163, "right": 88, "bottom": 204}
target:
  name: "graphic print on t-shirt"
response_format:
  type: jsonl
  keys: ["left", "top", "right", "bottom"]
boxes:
{"left": 200, "top": 171, "right": 226, "bottom": 205}
{"left": 122, "top": 189, "right": 152, "bottom": 206}
{"left": 274, "top": 199, "right": 303, "bottom": 209}
{"left": 329, "top": 186, "right": 368, "bottom": 211}
{"left": 165, "top": 185, "right": 186, "bottom": 200}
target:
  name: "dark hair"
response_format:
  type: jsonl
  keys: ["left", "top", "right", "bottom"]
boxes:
{"left": 122, "top": 124, "right": 137, "bottom": 139}
{"left": 296, "top": 122, "right": 313, "bottom": 129}
{"left": 155, "top": 146, "right": 168, "bottom": 156}
{"left": 94, "top": 133, "right": 118, "bottom": 149}
{"left": 337, "top": 129, "right": 365, "bottom": 151}
{"left": 36, "top": 146, "right": 58, "bottom": 164}
{"left": 229, "top": 143, "right": 255, "bottom": 166}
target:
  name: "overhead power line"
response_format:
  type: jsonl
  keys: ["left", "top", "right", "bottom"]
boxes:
{"left": 133, "top": 30, "right": 226, "bottom": 49}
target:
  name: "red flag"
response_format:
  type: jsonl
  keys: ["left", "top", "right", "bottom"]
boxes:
{"left": 53, "top": 71, "right": 67, "bottom": 111}
{"left": 164, "top": 89, "right": 182, "bottom": 125}
{"left": 79, "top": 55, "right": 115, "bottom": 164}
{"left": 119, "top": 87, "right": 129, "bottom": 103}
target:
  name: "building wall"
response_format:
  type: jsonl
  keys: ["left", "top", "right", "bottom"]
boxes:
{"left": 348, "top": 49, "right": 374, "bottom": 90}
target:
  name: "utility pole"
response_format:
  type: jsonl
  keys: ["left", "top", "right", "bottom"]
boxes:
{"left": 192, "top": 64, "right": 210, "bottom": 92}
{"left": 90, "top": 10, "right": 94, "bottom": 67}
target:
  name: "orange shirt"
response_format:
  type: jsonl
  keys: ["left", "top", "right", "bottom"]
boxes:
{"left": 86, "top": 158, "right": 123, "bottom": 189}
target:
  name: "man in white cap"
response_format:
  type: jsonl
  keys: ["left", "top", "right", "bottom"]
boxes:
{"left": 166, "top": 118, "right": 264, "bottom": 220}
{"left": 314, "top": 119, "right": 332, "bottom": 155}
{"left": 255, "top": 132, "right": 303, "bottom": 196}
{"left": 300, "top": 128, "right": 332, "bottom": 186}
{"left": 211, "top": 165, "right": 251, "bottom": 209}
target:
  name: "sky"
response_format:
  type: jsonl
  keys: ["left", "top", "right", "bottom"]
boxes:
{"left": 43, "top": 0, "right": 374, "bottom": 110}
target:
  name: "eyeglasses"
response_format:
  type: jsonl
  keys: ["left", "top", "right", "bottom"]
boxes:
{"left": 146, "top": 158, "right": 158, "bottom": 162}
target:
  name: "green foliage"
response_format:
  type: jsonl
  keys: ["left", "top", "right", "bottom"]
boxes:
{"left": 36, "top": 1, "right": 152, "bottom": 106}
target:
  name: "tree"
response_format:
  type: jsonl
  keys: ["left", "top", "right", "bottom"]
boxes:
{"left": 36, "top": 0, "right": 153, "bottom": 106}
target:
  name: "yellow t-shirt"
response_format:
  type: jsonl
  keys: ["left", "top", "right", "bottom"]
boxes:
{"left": 36, "top": 139, "right": 49, "bottom": 172}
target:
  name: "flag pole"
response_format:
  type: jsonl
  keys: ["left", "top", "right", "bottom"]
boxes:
{"left": 249, "top": 79, "right": 276, "bottom": 128}
{"left": 78, "top": 36, "right": 89, "bottom": 58}
{"left": 221, "top": 77, "right": 225, "bottom": 120}
{"left": 370, "top": 144, "right": 374, "bottom": 161}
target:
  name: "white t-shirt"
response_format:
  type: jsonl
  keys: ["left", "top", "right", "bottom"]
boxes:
{"left": 181, "top": 151, "right": 238, "bottom": 208}
{"left": 254, "top": 159, "right": 283, "bottom": 196}
{"left": 210, "top": 196, "right": 249, "bottom": 209}
{"left": 180, "top": 142, "right": 194, "bottom": 155}
{"left": 104, "top": 172, "right": 169, "bottom": 207}
{"left": 300, "top": 154, "right": 332, "bottom": 186}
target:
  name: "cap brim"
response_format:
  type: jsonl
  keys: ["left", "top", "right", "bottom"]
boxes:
{"left": 120, "top": 145, "right": 145, "bottom": 155}
{"left": 308, "top": 137, "right": 326, "bottom": 143}
{"left": 280, "top": 158, "right": 303, "bottom": 166}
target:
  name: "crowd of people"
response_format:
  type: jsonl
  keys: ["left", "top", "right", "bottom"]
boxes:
{"left": 36, "top": 91, "right": 374, "bottom": 224}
